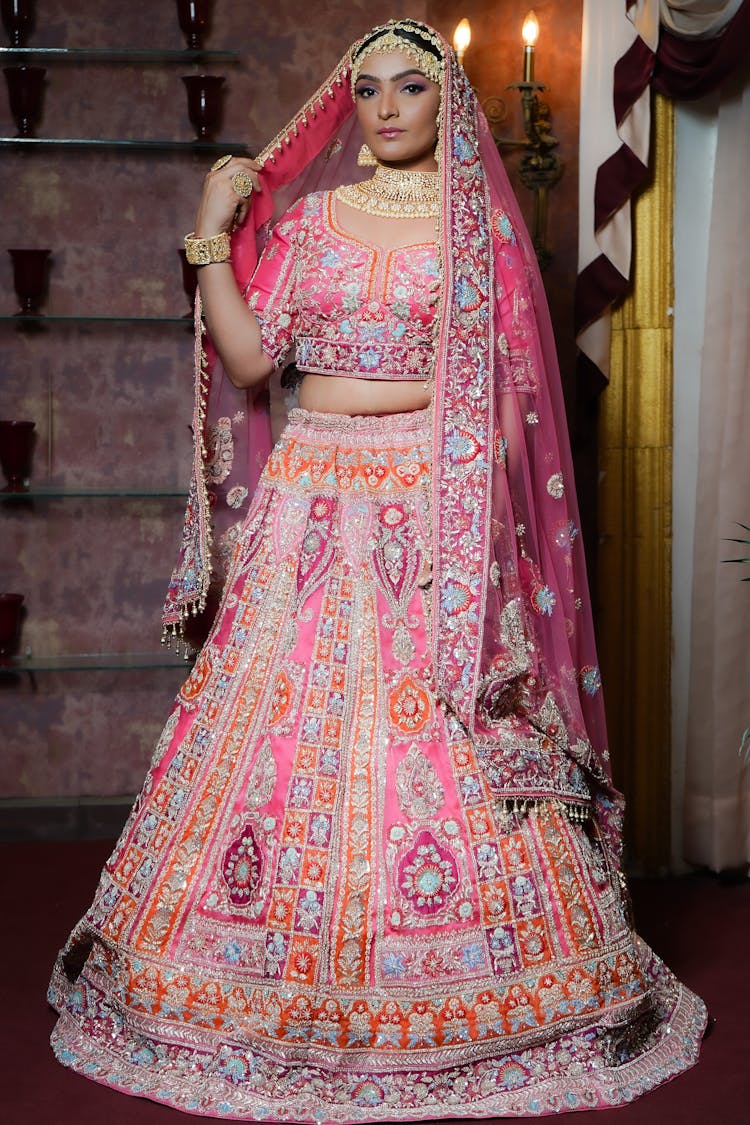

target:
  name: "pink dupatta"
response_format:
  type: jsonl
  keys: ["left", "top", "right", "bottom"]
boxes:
{"left": 163, "top": 22, "right": 622, "bottom": 859}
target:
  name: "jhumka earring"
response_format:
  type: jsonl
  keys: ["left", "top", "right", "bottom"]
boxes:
{"left": 357, "top": 144, "right": 378, "bottom": 167}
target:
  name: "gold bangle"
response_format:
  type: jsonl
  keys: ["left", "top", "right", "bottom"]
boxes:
{"left": 184, "top": 230, "right": 231, "bottom": 266}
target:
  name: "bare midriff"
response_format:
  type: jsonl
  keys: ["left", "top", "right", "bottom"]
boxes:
{"left": 298, "top": 373, "right": 431, "bottom": 415}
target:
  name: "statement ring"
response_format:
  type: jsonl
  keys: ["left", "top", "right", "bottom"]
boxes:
{"left": 211, "top": 153, "right": 233, "bottom": 172}
{"left": 231, "top": 170, "right": 255, "bottom": 198}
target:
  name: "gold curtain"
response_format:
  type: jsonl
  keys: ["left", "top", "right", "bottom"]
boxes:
{"left": 597, "top": 94, "right": 674, "bottom": 872}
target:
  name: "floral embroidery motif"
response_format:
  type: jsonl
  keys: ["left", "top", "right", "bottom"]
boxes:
{"left": 226, "top": 484, "right": 248, "bottom": 509}
{"left": 267, "top": 430, "right": 430, "bottom": 495}
{"left": 580, "top": 665, "right": 602, "bottom": 696}
{"left": 296, "top": 496, "right": 336, "bottom": 606}
{"left": 547, "top": 472, "right": 565, "bottom": 499}
{"left": 532, "top": 584, "right": 556, "bottom": 616}
{"left": 398, "top": 834, "right": 458, "bottom": 912}
{"left": 553, "top": 518, "right": 579, "bottom": 563}
{"left": 267, "top": 664, "right": 304, "bottom": 734}
{"left": 372, "top": 500, "right": 423, "bottom": 667}
{"left": 245, "top": 738, "right": 277, "bottom": 811}
{"left": 493, "top": 433, "right": 509, "bottom": 464}
{"left": 388, "top": 674, "right": 432, "bottom": 734}
{"left": 272, "top": 495, "right": 310, "bottom": 562}
{"left": 149, "top": 708, "right": 180, "bottom": 773}
{"left": 395, "top": 744, "right": 445, "bottom": 819}
{"left": 178, "top": 645, "right": 214, "bottom": 707}
{"left": 339, "top": 500, "right": 372, "bottom": 569}
{"left": 206, "top": 417, "right": 234, "bottom": 485}
{"left": 491, "top": 209, "right": 517, "bottom": 244}
{"left": 222, "top": 823, "right": 263, "bottom": 906}
{"left": 248, "top": 193, "right": 438, "bottom": 382}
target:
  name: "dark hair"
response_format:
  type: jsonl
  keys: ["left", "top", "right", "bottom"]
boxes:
{"left": 353, "top": 20, "right": 445, "bottom": 66}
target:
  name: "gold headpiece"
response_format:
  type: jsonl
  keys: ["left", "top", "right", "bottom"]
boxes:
{"left": 350, "top": 21, "right": 445, "bottom": 94}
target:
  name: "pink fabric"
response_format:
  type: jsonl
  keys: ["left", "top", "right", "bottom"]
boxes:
{"left": 50, "top": 406, "right": 706, "bottom": 1120}
{"left": 245, "top": 192, "right": 439, "bottom": 380}
{"left": 164, "top": 22, "right": 620, "bottom": 859}
{"left": 48, "top": 23, "right": 707, "bottom": 1119}
{"left": 162, "top": 64, "right": 360, "bottom": 632}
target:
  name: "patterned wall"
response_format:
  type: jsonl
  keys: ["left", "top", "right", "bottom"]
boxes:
{"left": 0, "top": 0, "right": 582, "bottom": 807}
{"left": 430, "top": 0, "right": 582, "bottom": 400}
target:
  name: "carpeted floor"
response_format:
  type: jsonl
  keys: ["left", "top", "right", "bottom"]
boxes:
{"left": 1, "top": 839, "right": 748, "bottom": 1124}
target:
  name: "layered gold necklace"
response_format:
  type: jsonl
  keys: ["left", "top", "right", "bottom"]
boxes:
{"left": 335, "top": 164, "right": 440, "bottom": 219}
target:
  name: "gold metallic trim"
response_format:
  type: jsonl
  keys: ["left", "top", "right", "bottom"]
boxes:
{"left": 598, "top": 94, "right": 675, "bottom": 872}
{"left": 256, "top": 63, "right": 350, "bottom": 168}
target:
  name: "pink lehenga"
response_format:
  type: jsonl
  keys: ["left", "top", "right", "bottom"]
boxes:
{"left": 48, "top": 21, "right": 706, "bottom": 1122}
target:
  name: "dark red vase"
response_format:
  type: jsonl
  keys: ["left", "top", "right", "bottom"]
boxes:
{"left": 0, "top": 419, "right": 35, "bottom": 491}
{"left": 3, "top": 64, "right": 45, "bottom": 137}
{"left": 0, "top": 593, "right": 24, "bottom": 664}
{"left": 8, "top": 248, "right": 51, "bottom": 314}
{"left": 176, "top": 0, "right": 212, "bottom": 50}
{"left": 1, "top": 0, "right": 35, "bottom": 48}
{"left": 181, "top": 74, "right": 224, "bottom": 140}
{"left": 178, "top": 248, "right": 198, "bottom": 317}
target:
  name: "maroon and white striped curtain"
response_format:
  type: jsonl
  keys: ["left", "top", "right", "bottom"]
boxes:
{"left": 577, "top": 0, "right": 750, "bottom": 871}
{"left": 576, "top": 0, "right": 748, "bottom": 386}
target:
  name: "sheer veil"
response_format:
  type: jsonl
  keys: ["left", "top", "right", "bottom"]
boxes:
{"left": 163, "top": 20, "right": 622, "bottom": 863}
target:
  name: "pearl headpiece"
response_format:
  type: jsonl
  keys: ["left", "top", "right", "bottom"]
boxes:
{"left": 350, "top": 21, "right": 445, "bottom": 94}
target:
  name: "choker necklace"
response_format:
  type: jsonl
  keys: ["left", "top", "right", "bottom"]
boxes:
{"left": 335, "top": 165, "right": 440, "bottom": 219}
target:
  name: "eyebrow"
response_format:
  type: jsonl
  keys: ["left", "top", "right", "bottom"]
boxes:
{"left": 354, "top": 68, "right": 427, "bottom": 84}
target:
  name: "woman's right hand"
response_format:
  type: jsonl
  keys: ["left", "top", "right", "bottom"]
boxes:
{"left": 193, "top": 156, "right": 262, "bottom": 238}
{"left": 188, "top": 154, "right": 273, "bottom": 391}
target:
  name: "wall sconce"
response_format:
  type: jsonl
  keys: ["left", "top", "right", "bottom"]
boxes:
{"left": 454, "top": 12, "right": 562, "bottom": 270}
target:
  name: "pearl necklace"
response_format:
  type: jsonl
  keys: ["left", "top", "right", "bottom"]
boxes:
{"left": 335, "top": 165, "right": 440, "bottom": 219}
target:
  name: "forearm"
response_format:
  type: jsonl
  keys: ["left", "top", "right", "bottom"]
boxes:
{"left": 189, "top": 155, "right": 273, "bottom": 390}
{"left": 196, "top": 262, "right": 274, "bottom": 389}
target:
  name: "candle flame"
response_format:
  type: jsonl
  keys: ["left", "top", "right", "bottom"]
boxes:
{"left": 522, "top": 11, "right": 539, "bottom": 48}
{"left": 452, "top": 18, "right": 472, "bottom": 60}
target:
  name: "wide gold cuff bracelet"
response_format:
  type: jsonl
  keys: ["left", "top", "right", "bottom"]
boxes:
{"left": 184, "top": 230, "right": 231, "bottom": 266}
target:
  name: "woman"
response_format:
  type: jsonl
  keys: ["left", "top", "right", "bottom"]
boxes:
{"left": 49, "top": 20, "right": 706, "bottom": 1121}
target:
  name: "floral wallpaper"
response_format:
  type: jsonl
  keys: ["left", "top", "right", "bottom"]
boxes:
{"left": 0, "top": 1, "right": 427, "bottom": 803}
{"left": 0, "top": 0, "right": 583, "bottom": 808}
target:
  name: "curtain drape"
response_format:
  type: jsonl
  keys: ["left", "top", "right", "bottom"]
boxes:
{"left": 578, "top": 0, "right": 749, "bottom": 869}
{"left": 659, "top": 0, "right": 742, "bottom": 37}
{"left": 655, "top": 1, "right": 750, "bottom": 96}
{"left": 576, "top": 0, "right": 656, "bottom": 387}
{"left": 683, "top": 70, "right": 750, "bottom": 871}
{"left": 576, "top": 0, "right": 748, "bottom": 386}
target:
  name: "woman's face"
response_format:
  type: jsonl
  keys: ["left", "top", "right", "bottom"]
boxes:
{"left": 354, "top": 48, "right": 441, "bottom": 172}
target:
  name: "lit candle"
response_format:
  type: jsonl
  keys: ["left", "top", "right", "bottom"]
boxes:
{"left": 522, "top": 10, "right": 539, "bottom": 83}
{"left": 452, "top": 18, "right": 472, "bottom": 68}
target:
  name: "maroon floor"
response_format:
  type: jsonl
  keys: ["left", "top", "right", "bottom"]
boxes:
{"left": 1, "top": 839, "right": 748, "bottom": 1124}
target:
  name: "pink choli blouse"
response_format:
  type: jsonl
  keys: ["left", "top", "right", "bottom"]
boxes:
{"left": 245, "top": 192, "right": 440, "bottom": 381}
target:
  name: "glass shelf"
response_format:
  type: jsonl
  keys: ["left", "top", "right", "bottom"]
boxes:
{"left": 0, "top": 137, "right": 248, "bottom": 152}
{"left": 0, "top": 314, "right": 193, "bottom": 324}
{"left": 2, "top": 486, "right": 188, "bottom": 498}
{"left": 0, "top": 651, "right": 191, "bottom": 672}
{"left": 0, "top": 47, "right": 240, "bottom": 63}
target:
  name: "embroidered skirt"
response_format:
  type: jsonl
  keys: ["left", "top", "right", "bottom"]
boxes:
{"left": 49, "top": 408, "right": 705, "bottom": 1121}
